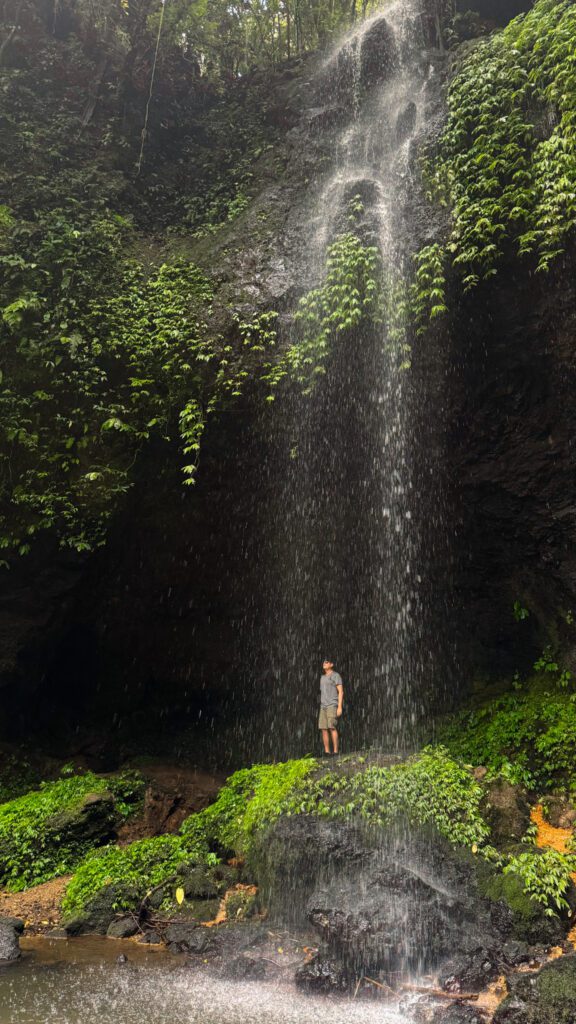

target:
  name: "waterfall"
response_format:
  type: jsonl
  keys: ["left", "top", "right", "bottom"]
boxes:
{"left": 245, "top": 0, "right": 450, "bottom": 760}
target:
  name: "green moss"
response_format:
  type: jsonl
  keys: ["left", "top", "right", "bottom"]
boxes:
{"left": 0, "top": 770, "right": 144, "bottom": 891}
{"left": 416, "top": 0, "right": 576, "bottom": 321}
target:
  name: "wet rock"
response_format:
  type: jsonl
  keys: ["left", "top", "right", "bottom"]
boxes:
{"left": 501, "top": 940, "right": 532, "bottom": 967}
{"left": 480, "top": 781, "right": 531, "bottom": 847}
{"left": 542, "top": 796, "right": 576, "bottom": 829}
{"left": 222, "top": 955, "right": 266, "bottom": 980}
{"left": 396, "top": 101, "right": 417, "bottom": 142}
{"left": 439, "top": 946, "right": 502, "bottom": 993}
{"left": 0, "top": 922, "right": 20, "bottom": 962}
{"left": 48, "top": 928, "right": 69, "bottom": 939}
{"left": 479, "top": 859, "right": 571, "bottom": 946}
{"left": 164, "top": 922, "right": 216, "bottom": 954}
{"left": 360, "top": 17, "right": 399, "bottom": 91}
{"left": 0, "top": 915, "right": 24, "bottom": 934}
{"left": 295, "top": 954, "right": 348, "bottom": 993}
{"left": 116, "top": 953, "right": 129, "bottom": 964}
{"left": 493, "top": 953, "right": 576, "bottom": 1023}
{"left": 64, "top": 883, "right": 139, "bottom": 935}
{"left": 46, "top": 791, "right": 117, "bottom": 846}
{"left": 429, "top": 1005, "right": 488, "bottom": 1024}
{"left": 107, "top": 917, "right": 139, "bottom": 939}
{"left": 138, "top": 930, "right": 162, "bottom": 944}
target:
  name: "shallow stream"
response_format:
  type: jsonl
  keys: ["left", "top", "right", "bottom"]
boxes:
{"left": 0, "top": 938, "right": 411, "bottom": 1024}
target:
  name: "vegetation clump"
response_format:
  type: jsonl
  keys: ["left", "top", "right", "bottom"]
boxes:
{"left": 61, "top": 832, "right": 214, "bottom": 920}
{"left": 439, "top": 666, "right": 576, "bottom": 792}
{"left": 264, "top": 229, "right": 382, "bottom": 397}
{"left": 416, "top": 0, "right": 576, "bottom": 321}
{"left": 0, "top": 770, "right": 143, "bottom": 891}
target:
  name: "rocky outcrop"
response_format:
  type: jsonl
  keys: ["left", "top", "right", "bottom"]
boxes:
{"left": 493, "top": 954, "right": 576, "bottom": 1023}
{"left": 253, "top": 814, "right": 560, "bottom": 986}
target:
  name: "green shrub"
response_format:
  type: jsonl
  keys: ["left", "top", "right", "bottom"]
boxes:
{"left": 0, "top": 770, "right": 143, "bottom": 891}
{"left": 416, "top": 0, "right": 576, "bottom": 321}
{"left": 439, "top": 676, "right": 576, "bottom": 791}
{"left": 180, "top": 757, "right": 317, "bottom": 854}
{"left": 61, "top": 832, "right": 214, "bottom": 919}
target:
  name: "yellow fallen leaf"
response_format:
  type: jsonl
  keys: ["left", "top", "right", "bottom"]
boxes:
{"left": 472, "top": 843, "right": 478, "bottom": 854}
{"left": 175, "top": 887, "right": 185, "bottom": 905}
{"left": 277, "top": 947, "right": 283, "bottom": 954}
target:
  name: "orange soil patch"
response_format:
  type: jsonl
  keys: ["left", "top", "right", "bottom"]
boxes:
{"left": 531, "top": 804, "right": 576, "bottom": 946}
{"left": 202, "top": 884, "right": 258, "bottom": 928}
{"left": 476, "top": 975, "right": 508, "bottom": 1016}
{"left": 0, "top": 875, "right": 71, "bottom": 934}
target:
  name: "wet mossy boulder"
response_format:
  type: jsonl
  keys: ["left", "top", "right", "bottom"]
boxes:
{"left": 477, "top": 863, "right": 568, "bottom": 945}
{"left": 46, "top": 791, "right": 118, "bottom": 846}
{"left": 493, "top": 954, "right": 576, "bottom": 1023}
{"left": 64, "top": 883, "right": 141, "bottom": 935}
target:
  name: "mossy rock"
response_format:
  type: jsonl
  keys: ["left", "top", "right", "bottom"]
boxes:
{"left": 45, "top": 792, "right": 118, "bottom": 845}
{"left": 64, "top": 883, "right": 140, "bottom": 935}
{"left": 494, "top": 954, "right": 576, "bottom": 1023}
{"left": 478, "top": 864, "right": 566, "bottom": 945}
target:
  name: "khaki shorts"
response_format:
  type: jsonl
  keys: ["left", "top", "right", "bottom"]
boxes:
{"left": 318, "top": 706, "right": 339, "bottom": 730}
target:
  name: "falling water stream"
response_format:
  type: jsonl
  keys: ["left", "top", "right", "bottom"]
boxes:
{"left": 246, "top": 0, "right": 447, "bottom": 759}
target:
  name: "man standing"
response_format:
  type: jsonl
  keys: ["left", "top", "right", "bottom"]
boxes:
{"left": 319, "top": 659, "right": 344, "bottom": 755}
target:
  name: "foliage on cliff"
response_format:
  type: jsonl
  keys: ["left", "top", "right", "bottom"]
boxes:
{"left": 417, "top": 0, "right": 576, "bottom": 319}
{"left": 439, "top": 650, "right": 576, "bottom": 792}
{"left": 0, "top": 769, "right": 143, "bottom": 890}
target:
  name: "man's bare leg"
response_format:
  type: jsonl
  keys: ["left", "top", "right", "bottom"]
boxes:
{"left": 322, "top": 729, "right": 331, "bottom": 753}
{"left": 330, "top": 728, "right": 339, "bottom": 754}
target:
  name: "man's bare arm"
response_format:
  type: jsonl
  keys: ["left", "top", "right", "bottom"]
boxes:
{"left": 336, "top": 683, "right": 343, "bottom": 717}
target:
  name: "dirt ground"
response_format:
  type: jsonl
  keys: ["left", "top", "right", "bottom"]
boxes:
{"left": 0, "top": 875, "right": 70, "bottom": 933}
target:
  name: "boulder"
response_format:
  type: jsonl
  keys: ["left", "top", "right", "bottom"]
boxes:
{"left": 543, "top": 796, "right": 576, "bottom": 829}
{"left": 0, "top": 922, "right": 20, "bottom": 962}
{"left": 295, "top": 954, "right": 348, "bottom": 993}
{"left": 107, "top": 917, "right": 139, "bottom": 939}
{"left": 164, "top": 922, "right": 216, "bottom": 954}
{"left": 0, "top": 915, "right": 24, "bottom": 934}
{"left": 480, "top": 781, "right": 531, "bottom": 847}
{"left": 64, "top": 883, "right": 139, "bottom": 935}
{"left": 439, "top": 946, "right": 502, "bottom": 993}
{"left": 493, "top": 953, "right": 576, "bottom": 1023}
{"left": 46, "top": 792, "right": 117, "bottom": 846}
{"left": 478, "top": 861, "right": 570, "bottom": 945}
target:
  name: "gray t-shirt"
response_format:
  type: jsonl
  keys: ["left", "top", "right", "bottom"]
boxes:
{"left": 320, "top": 671, "right": 342, "bottom": 707}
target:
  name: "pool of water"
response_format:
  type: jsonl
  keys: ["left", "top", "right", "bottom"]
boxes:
{"left": 0, "top": 938, "right": 412, "bottom": 1024}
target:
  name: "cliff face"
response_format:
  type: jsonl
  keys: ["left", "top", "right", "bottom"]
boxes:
{"left": 450, "top": 243, "right": 576, "bottom": 680}
{"left": 1, "top": 0, "right": 574, "bottom": 764}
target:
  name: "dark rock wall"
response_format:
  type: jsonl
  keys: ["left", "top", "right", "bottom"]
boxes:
{"left": 449, "top": 244, "right": 576, "bottom": 680}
